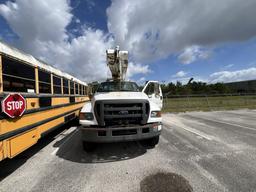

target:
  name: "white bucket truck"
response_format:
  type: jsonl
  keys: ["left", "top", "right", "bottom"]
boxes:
{"left": 79, "top": 46, "right": 163, "bottom": 151}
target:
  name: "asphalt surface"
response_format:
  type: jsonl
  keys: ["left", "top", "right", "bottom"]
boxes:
{"left": 1, "top": 109, "right": 256, "bottom": 192}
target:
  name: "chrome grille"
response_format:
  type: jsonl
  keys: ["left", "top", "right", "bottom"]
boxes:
{"left": 94, "top": 100, "right": 150, "bottom": 127}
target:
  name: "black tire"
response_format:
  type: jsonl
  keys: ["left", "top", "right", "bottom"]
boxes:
{"left": 83, "top": 141, "right": 96, "bottom": 152}
{"left": 144, "top": 136, "right": 159, "bottom": 148}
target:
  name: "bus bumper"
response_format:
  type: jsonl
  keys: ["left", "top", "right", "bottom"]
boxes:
{"left": 79, "top": 123, "right": 162, "bottom": 143}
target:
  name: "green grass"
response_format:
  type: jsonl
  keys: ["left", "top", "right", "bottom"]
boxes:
{"left": 162, "top": 95, "right": 256, "bottom": 113}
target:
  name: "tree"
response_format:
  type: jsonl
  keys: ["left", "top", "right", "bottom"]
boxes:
{"left": 161, "top": 80, "right": 231, "bottom": 97}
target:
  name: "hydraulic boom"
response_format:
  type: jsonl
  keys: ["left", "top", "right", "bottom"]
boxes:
{"left": 106, "top": 46, "right": 128, "bottom": 81}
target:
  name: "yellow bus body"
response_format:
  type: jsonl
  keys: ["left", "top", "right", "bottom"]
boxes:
{"left": 0, "top": 42, "right": 89, "bottom": 161}
{"left": 0, "top": 95, "right": 89, "bottom": 161}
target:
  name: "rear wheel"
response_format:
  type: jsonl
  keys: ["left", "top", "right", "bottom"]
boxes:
{"left": 82, "top": 141, "right": 96, "bottom": 152}
{"left": 141, "top": 136, "right": 159, "bottom": 148}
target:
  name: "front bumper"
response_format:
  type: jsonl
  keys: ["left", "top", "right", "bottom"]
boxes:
{"left": 80, "top": 123, "right": 162, "bottom": 143}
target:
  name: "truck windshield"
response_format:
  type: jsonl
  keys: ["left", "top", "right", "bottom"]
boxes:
{"left": 97, "top": 81, "right": 140, "bottom": 92}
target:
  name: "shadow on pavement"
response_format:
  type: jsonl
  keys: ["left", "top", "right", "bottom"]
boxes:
{"left": 0, "top": 121, "right": 77, "bottom": 182}
{"left": 55, "top": 129, "right": 147, "bottom": 164}
{"left": 140, "top": 172, "right": 193, "bottom": 192}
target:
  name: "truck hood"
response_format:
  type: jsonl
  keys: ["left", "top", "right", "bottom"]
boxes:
{"left": 93, "top": 92, "right": 149, "bottom": 101}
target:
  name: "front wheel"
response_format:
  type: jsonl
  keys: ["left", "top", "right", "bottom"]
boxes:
{"left": 142, "top": 136, "right": 159, "bottom": 148}
{"left": 82, "top": 141, "right": 96, "bottom": 152}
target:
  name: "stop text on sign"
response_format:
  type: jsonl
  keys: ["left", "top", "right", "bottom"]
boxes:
{"left": 1, "top": 93, "right": 26, "bottom": 118}
{"left": 7, "top": 101, "right": 24, "bottom": 110}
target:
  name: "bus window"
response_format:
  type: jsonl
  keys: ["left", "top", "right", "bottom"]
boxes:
{"left": 53, "top": 75, "right": 61, "bottom": 94}
{"left": 83, "top": 86, "right": 86, "bottom": 95}
{"left": 80, "top": 84, "right": 84, "bottom": 95}
{"left": 75, "top": 83, "right": 79, "bottom": 95}
{"left": 85, "top": 86, "right": 88, "bottom": 95}
{"left": 63, "top": 78, "right": 69, "bottom": 94}
{"left": 38, "top": 70, "right": 51, "bottom": 94}
{"left": 77, "top": 84, "right": 79, "bottom": 95}
{"left": 70, "top": 81, "right": 74, "bottom": 95}
{"left": 80, "top": 84, "right": 83, "bottom": 95}
{"left": 2, "top": 56, "right": 35, "bottom": 93}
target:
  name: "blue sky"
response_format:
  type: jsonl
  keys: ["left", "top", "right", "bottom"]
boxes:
{"left": 145, "top": 38, "right": 256, "bottom": 84}
{"left": 0, "top": 0, "right": 256, "bottom": 84}
{"left": 68, "top": 0, "right": 110, "bottom": 32}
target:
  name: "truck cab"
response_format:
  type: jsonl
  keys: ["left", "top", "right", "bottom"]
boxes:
{"left": 79, "top": 80, "right": 163, "bottom": 151}
{"left": 79, "top": 46, "right": 163, "bottom": 151}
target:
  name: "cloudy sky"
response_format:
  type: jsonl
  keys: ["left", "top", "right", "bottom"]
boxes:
{"left": 0, "top": 0, "right": 256, "bottom": 84}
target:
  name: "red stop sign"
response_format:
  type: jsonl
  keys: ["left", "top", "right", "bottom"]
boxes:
{"left": 1, "top": 93, "right": 26, "bottom": 118}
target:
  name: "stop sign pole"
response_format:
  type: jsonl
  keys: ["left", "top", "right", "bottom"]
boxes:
{"left": 1, "top": 93, "right": 27, "bottom": 118}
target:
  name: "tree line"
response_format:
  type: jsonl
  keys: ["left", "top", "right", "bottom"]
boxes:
{"left": 91, "top": 80, "right": 255, "bottom": 96}
{"left": 160, "top": 81, "right": 231, "bottom": 96}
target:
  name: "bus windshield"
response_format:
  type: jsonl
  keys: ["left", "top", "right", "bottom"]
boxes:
{"left": 96, "top": 81, "right": 140, "bottom": 92}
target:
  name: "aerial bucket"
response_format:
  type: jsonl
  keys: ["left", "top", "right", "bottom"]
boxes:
{"left": 106, "top": 46, "right": 128, "bottom": 81}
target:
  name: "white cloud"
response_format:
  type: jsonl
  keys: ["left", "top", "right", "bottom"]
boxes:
{"left": 2, "top": 0, "right": 256, "bottom": 83}
{"left": 139, "top": 77, "right": 145, "bottom": 82}
{"left": 172, "top": 71, "right": 187, "bottom": 78}
{"left": 137, "top": 77, "right": 146, "bottom": 85}
{"left": 75, "top": 18, "right": 81, "bottom": 24}
{"left": 107, "top": 0, "right": 256, "bottom": 63}
{"left": 0, "top": 0, "right": 72, "bottom": 43}
{"left": 126, "top": 62, "right": 151, "bottom": 79}
{"left": 168, "top": 67, "right": 256, "bottom": 84}
{"left": 178, "top": 46, "right": 210, "bottom": 64}
{"left": 209, "top": 67, "right": 256, "bottom": 83}
{"left": 0, "top": 0, "right": 114, "bottom": 82}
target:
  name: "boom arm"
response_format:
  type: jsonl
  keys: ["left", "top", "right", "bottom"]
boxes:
{"left": 106, "top": 46, "right": 128, "bottom": 81}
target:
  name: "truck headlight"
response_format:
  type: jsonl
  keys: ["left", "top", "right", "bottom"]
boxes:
{"left": 151, "top": 111, "right": 161, "bottom": 118}
{"left": 79, "top": 112, "right": 94, "bottom": 120}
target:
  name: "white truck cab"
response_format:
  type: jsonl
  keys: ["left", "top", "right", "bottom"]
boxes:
{"left": 79, "top": 47, "right": 163, "bottom": 151}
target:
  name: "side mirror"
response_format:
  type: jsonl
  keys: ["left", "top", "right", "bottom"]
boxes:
{"left": 89, "top": 93, "right": 93, "bottom": 100}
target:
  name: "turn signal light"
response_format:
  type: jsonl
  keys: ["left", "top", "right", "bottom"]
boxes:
{"left": 79, "top": 112, "right": 94, "bottom": 120}
{"left": 151, "top": 111, "right": 161, "bottom": 117}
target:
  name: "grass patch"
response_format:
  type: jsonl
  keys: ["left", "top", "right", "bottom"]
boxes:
{"left": 163, "top": 95, "right": 256, "bottom": 113}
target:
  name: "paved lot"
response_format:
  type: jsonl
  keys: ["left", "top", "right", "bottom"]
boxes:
{"left": 1, "top": 109, "right": 256, "bottom": 192}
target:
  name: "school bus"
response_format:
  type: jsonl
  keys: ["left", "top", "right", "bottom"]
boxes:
{"left": 0, "top": 41, "right": 89, "bottom": 161}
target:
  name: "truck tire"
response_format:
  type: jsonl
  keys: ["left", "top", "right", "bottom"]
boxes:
{"left": 142, "top": 136, "right": 160, "bottom": 148}
{"left": 83, "top": 141, "right": 96, "bottom": 152}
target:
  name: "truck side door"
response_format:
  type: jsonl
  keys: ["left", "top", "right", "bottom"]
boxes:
{"left": 142, "top": 81, "right": 163, "bottom": 109}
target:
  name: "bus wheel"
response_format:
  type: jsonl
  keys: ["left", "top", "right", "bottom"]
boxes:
{"left": 82, "top": 141, "right": 96, "bottom": 152}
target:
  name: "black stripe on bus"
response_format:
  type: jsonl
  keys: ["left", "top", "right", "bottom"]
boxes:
{"left": 0, "top": 100, "right": 86, "bottom": 120}
{"left": 0, "top": 107, "right": 82, "bottom": 142}
{"left": 41, "top": 115, "right": 77, "bottom": 138}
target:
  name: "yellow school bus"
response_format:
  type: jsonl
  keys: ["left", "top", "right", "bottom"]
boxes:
{"left": 0, "top": 41, "right": 89, "bottom": 161}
